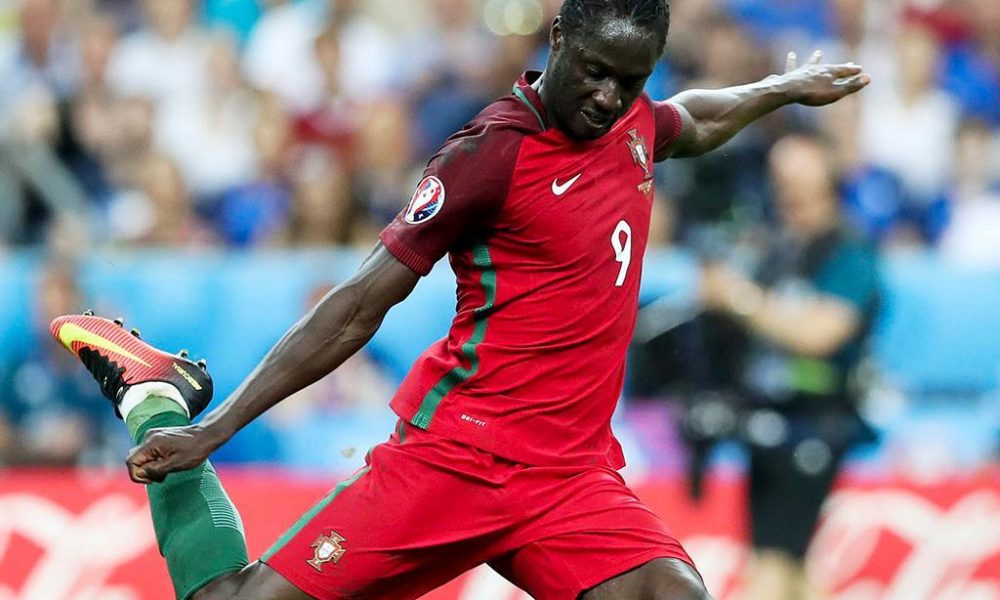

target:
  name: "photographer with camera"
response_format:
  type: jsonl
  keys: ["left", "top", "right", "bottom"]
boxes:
{"left": 699, "top": 133, "right": 879, "bottom": 600}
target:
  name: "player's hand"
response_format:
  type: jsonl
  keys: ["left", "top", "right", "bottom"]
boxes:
{"left": 126, "top": 424, "right": 222, "bottom": 484}
{"left": 780, "top": 50, "right": 871, "bottom": 106}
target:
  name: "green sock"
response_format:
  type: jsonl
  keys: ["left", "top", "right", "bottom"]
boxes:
{"left": 130, "top": 396, "right": 250, "bottom": 600}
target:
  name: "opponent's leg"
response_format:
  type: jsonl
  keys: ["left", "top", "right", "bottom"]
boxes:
{"left": 50, "top": 314, "right": 305, "bottom": 600}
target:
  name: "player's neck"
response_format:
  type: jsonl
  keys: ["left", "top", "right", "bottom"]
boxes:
{"left": 532, "top": 72, "right": 544, "bottom": 94}
{"left": 533, "top": 72, "right": 557, "bottom": 128}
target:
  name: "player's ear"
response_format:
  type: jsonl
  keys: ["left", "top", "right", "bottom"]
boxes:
{"left": 550, "top": 16, "right": 563, "bottom": 53}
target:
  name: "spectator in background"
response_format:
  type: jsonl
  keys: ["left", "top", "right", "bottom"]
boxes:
{"left": 354, "top": 98, "right": 416, "bottom": 227}
{"left": 659, "top": 0, "right": 718, "bottom": 83}
{"left": 859, "top": 20, "right": 958, "bottom": 243}
{"left": 486, "top": 28, "right": 543, "bottom": 100}
{"left": 156, "top": 29, "right": 258, "bottom": 201}
{"left": 215, "top": 93, "right": 293, "bottom": 247}
{"left": 102, "top": 95, "right": 156, "bottom": 195}
{"left": 55, "top": 12, "right": 120, "bottom": 207}
{"left": 0, "top": 262, "right": 118, "bottom": 466}
{"left": 406, "top": 0, "right": 496, "bottom": 154}
{"left": 720, "top": 0, "right": 832, "bottom": 51}
{"left": 242, "top": 0, "right": 327, "bottom": 112}
{"left": 0, "top": 0, "right": 88, "bottom": 245}
{"left": 202, "top": 0, "right": 261, "bottom": 44}
{"left": 938, "top": 118, "right": 1000, "bottom": 268}
{"left": 0, "top": 0, "right": 77, "bottom": 132}
{"left": 109, "top": 153, "right": 216, "bottom": 247}
{"left": 657, "top": 15, "right": 776, "bottom": 241}
{"left": 818, "top": 89, "right": 911, "bottom": 246}
{"left": 699, "top": 135, "right": 879, "bottom": 600}
{"left": 0, "top": 91, "right": 89, "bottom": 246}
{"left": 105, "top": 0, "right": 210, "bottom": 105}
{"left": 292, "top": 23, "right": 366, "bottom": 169}
{"left": 243, "top": 0, "right": 399, "bottom": 113}
{"left": 329, "top": 0, "right": 400, "bottom": 102}
{"left": 940, "top": 0, "right": 1000, "bottom": 125}
{"left": 275, "top": 145, "right": 362, "bottom": 247}
{"left": 822, "top": 0, "right": 894, "bottom": 82}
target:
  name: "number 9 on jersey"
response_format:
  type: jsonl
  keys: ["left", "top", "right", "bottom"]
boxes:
{"left": 611, "top": 220, "right": 632, "bottom": 287}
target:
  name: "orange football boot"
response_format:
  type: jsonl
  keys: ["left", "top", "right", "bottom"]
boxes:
{"left": 50, "top": 313, "right": 213, "bottom": 418}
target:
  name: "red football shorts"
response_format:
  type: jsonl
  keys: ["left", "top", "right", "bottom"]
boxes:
{"left": 262, "top": 421, "right": 695, "bottom": 600}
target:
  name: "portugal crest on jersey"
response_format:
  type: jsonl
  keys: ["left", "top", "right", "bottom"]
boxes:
{"left": 405, "top": 176, "right": 446, "bottom": 224}
{"left": 307, "top": 531, "right": 347, "bottom": 572}
{"left": 626, "top": 129, "right": 652, "bottom": 179}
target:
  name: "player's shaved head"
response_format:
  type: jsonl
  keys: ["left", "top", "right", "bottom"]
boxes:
{"left": 559, "top": 0, "right": 671, "bottom": 54}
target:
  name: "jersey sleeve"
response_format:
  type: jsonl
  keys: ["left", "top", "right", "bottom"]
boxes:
{"left": 379, "top": 123, "right": 522, "bottom": 275}
{"left": 649, "top": 98, "right": 684, "bottom": 161}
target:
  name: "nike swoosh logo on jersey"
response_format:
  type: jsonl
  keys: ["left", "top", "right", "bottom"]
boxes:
{"left": 58, "top": 323, "right": 152, "bottom": 367}
{"left": 551, "top": 173, "right": 583, "bottom": 196}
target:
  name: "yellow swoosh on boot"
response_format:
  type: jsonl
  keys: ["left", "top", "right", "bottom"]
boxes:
{"left": 58, "top": 323, "right": 152, "bottom": 367}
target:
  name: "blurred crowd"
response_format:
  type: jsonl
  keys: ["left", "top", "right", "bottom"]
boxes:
{"left": 0, "top": 0, "right": 543, "bottom": 251}
{"left": 2, "top": 0, "right": 1000, "bottom": 469}
{"left": 1, "top": 0, "right": 999, "bottom": 258}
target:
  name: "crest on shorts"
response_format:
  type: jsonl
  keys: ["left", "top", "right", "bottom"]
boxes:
{"left": 626, "top": 129, "right": 652, "bottom": 180}
{"left": 307, "top": 531, "right": 347, "bottom": 572}
{"left": 405, "top": 176, "right": 446, "bottom": 224}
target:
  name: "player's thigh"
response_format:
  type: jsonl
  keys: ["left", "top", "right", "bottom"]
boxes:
{"left": 493, "top": 465, "right": 701, "bottom": 600}
{"left": 580, "top": 557, "right": 712, "bottom": 600}
{"left": 192, "top": 562, "right": 312, "bottom": 600}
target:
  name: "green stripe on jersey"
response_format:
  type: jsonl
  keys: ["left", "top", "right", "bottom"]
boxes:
{"left": 512, "top": 85, "right": 546, "bottom": 130}
{"left": 410, "top": 243, "right": 496, "bottom": 429}
{"left": 260, "top": 466, "right": 370, "bottom": 562}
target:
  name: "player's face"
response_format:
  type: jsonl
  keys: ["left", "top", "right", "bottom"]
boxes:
{"left": 543, "top": 18, "right": 661, "bottom": 141}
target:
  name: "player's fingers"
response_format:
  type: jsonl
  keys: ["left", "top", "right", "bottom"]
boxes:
{"left": 830, "top": 63, "right": 863, "bottom": 78}
{"left": 126, "top": 448, "right": 158, "bottom": 482}
{"left": 141, "top": 463, "right": 171, "bottom": 483}
{"left": 785, "top": 51, "right": 797, "bottom": 73}
{"left": 834, "top": 73, "right": 871, "bottom": 91}
{"left": 808, "top": 49, "right": 823, "bottom": 65}
{"left": 128, "top": 463, "right": 151, "bottom": 484}
{"left": 129, "top": 453, "right": 176, "bottom": 483}
{"left": 126, "top": 454, "right": 155, "bottom": 483}
{"left": 126, "top": 444, "right": 155, "bottom": 467}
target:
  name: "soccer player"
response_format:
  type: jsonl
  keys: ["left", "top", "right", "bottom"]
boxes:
{"left": 52, "top": 1, "right": 869, "bottom": 598}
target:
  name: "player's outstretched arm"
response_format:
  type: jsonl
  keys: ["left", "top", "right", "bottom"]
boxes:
{"left": 663, "top": 50, "right": 870, "bottom": 159}
{"left": 127, "top": 243, "right": 418, "bottom": 483}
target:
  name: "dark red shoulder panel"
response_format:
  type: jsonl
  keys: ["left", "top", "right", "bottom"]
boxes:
{"left": 379, "top": 97, "right": 542, "bottom": 275}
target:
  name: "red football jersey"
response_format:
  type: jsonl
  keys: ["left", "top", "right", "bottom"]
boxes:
{"left": 380, "top": 72, "right": 684, "bottom": 468}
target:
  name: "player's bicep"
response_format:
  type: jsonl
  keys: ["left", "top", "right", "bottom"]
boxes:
{"left": 662, "top": 102, "right": 698, "bottom": 159}
{"left": 653, "top": 101, "right": 697, "bottom": 161}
